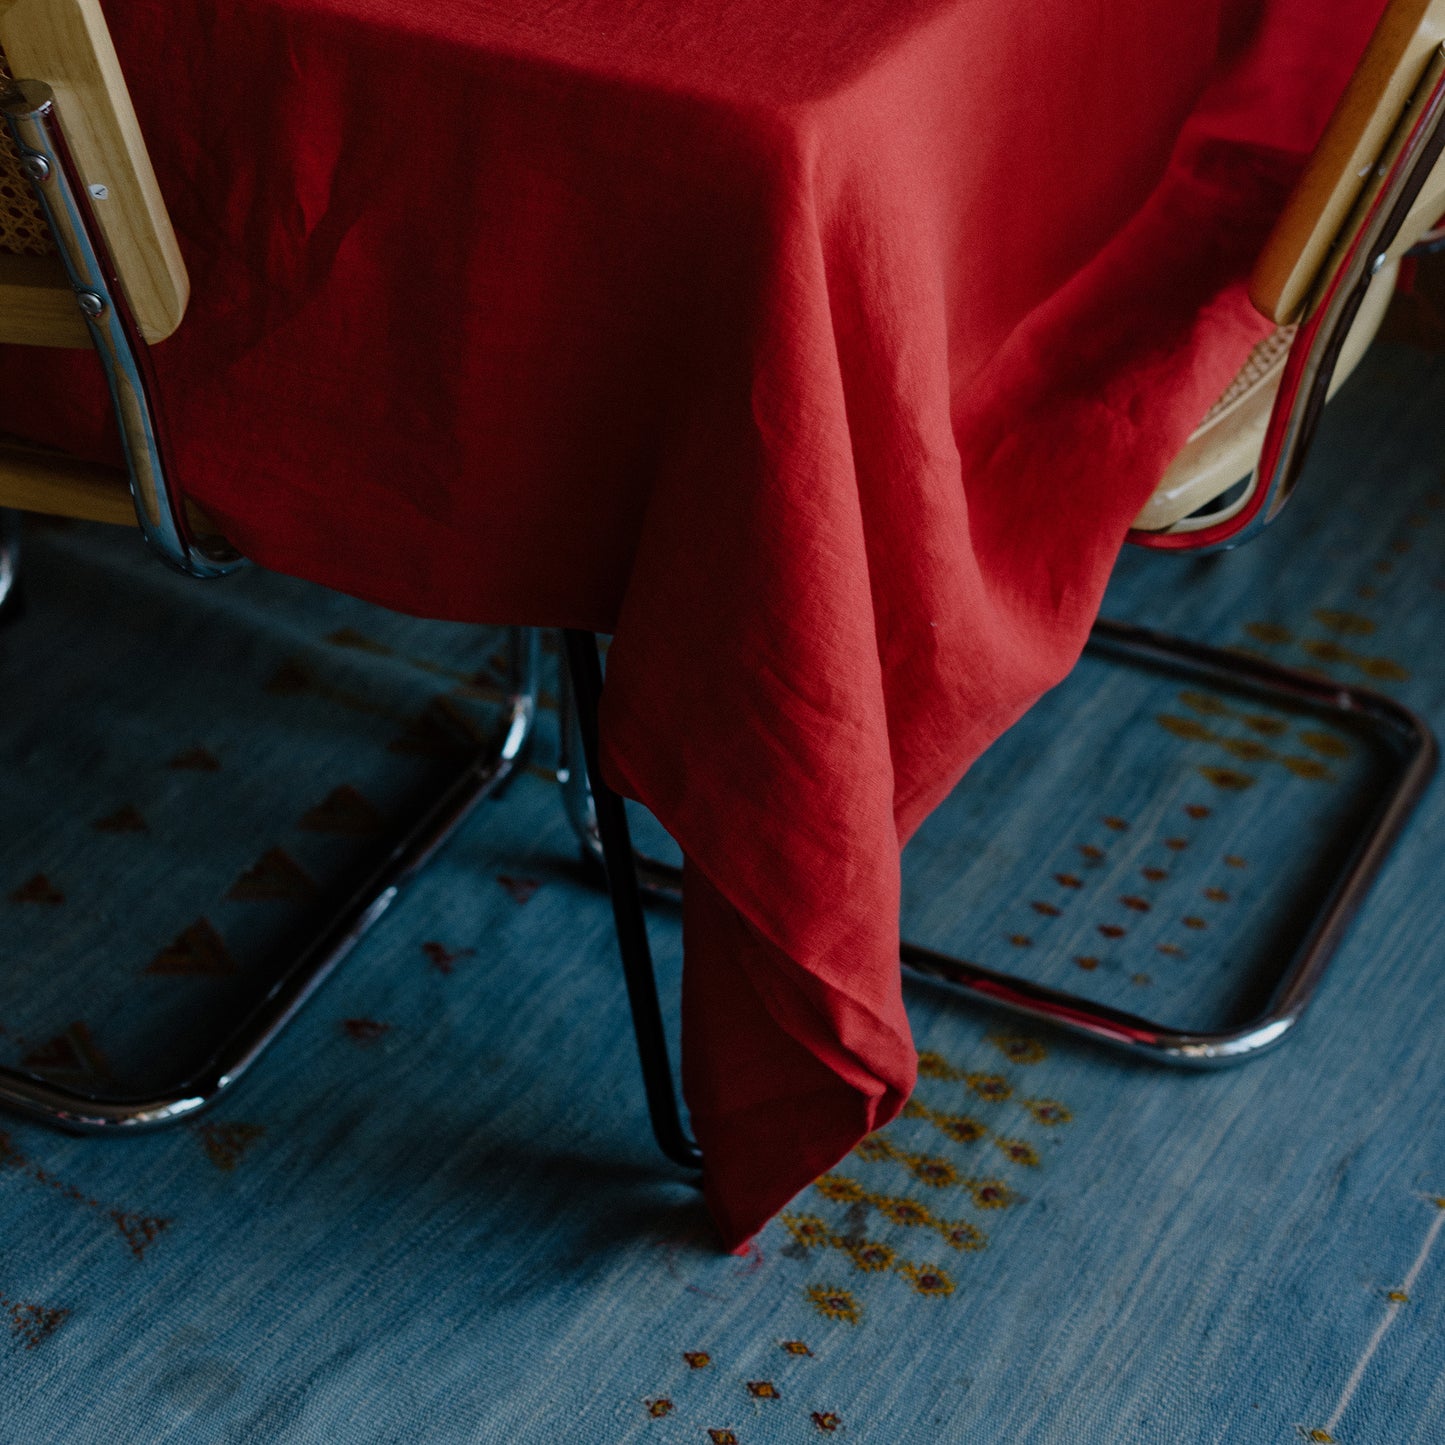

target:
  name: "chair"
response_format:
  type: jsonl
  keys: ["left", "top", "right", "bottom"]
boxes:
{"left": 0, "top": 0, "right": 539, "bottom": 1131}
{"left": 561, "top": 0, "right": 1445, "bottom": 1169}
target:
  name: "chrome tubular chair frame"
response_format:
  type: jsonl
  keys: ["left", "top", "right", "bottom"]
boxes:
{"left": 1133, "top": 43, "right": 1445, "bottom": 553}
{"left": 561, "top": 620, "right": 1435, "bottom": 1163}
{"left": 1, "top": 77, "right": 240, "bottom": 579}
{"left": 0, "top": 507, "right": 18, "bottom": 616}
{"left": 2, "top": 76, "right": 549, "bottom": 1132}
{"left": 0, "top": 629, "right": 539, "bottom": 1132}
{"left": 559, "top": 51, "right": 1445, "bottom": 1152}
{"left": 899, "top": 620, "right": 1436, "bottom": 1065}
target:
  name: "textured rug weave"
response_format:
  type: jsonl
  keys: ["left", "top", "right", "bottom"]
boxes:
{"left": 2, "top": 338, "right": 1445, "bottom": 1444}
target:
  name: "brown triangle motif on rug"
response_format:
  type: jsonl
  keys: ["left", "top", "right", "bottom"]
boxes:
{"left": 387, "top": 696, "right": 487, "bottom": 760}
{"left": 264, "top": 658, "right": 314, "bottom": 696}
{"left": 194, "top": 1122, "right": 265, "bottom": 1172}
{"left": 341, "top": 1018, "right": 391, "bottom": 1046}
{"left": 7, "top": 874, "right": 63, "bottom": 905}
{"left": 497, "top": 874, "right": 540, "bottom": 905}
{"left": 299, "top": 785, "right": 385, "bottom": 835}
{"left": 145, "top": 919, "right": 239, "bottom": 977}
{"left": 453, "top": 675, "right": 505, "bottom": 703}
{"left": 326, "top": 627, "right": 393, "bottom": 656}
{"left": 167, "top": 746, "right": 221, "bottom": 772}
{"left": 110, "top": 1210, "right": 171, "bottom": 1260}
{"left": 92, "top": 804, "right": 149, "bottom": 833}
{"left": 227, "top": 847, "right": 318, "bottom": 902}
{"left": 421, "top": 941, "right": 475, "bottom": 975}
{"left": 2, "top": 1296, "right": 69, "bottom": 1350}
{"left": 20, "top": 1022, "right": 108, "bottom": 1082}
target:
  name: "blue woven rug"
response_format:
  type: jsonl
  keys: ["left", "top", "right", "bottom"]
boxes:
{"left": 2, "top": 338, "right": 1444, "bottom": 1444}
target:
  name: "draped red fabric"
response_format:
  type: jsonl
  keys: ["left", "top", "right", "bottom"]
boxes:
{"left": 0, "top": 0, "right": 1386, "bottom": 1245}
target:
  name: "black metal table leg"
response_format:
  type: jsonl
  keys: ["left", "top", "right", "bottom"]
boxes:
{"left": 559, "top": 620, "right": 1436, "bottom": 1073}
{"left": 561, "top": 629, "right": 701, "bottom": 1171}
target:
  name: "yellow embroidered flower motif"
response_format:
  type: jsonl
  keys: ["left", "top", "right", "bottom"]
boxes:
{"left": 783, "top": 1214, "right": 833, "bottom": 1249}
{"left": 644, "top": 1398, "right": 673, "bottom": 1418}
{"left": 940, "top": 1219, "right": 987, "bottom": 1251}
{"left": 1245, "top": 621, "right": 1292, "bottom": 645}
{"left": 1179, "top": 690, "right": 1228, "bottom": 716}
{"left": 916, "top": 1051, "right": 962, "bottom": 1081}
{"left": 781, "top": 1340, "right": 812, "bottom": 1356}
{"left": 1221, "top": 738, "right": 1271, "bottom": 763}
{"left": 942, "top": 1109, "right": 988, "bottom": 1144}
{"left": 905, "top": 1153, "right": 959, "bottom": 1188}
{"left": 966, "top": 1073, "right": 1012, "bottom": 1102}
{"left": 1241, "top": 714, "right": 1286, "bottom": 736}
{"left": 906, "top": 1097, "right": 1006, "bottom": 1146}
{"left": 964, "top": 1179, "right": 1017, "bottom": 1210}
{"left": 994, "top": 1137, "right": 1040, "bottom": 1168}
{"left": 936, "top": 1114, "right": 987, "bottom": 1144}
{"left": 683, "top": 1352, "right": 711, "bottom": 1369}
{"left": 814, "top": 1174, "right": 866, "bottom": 1204}
{"left": 807, "top": 1286, "right": 862, "bottom": 1325}
{"left": 874, "top": 1197, "right": 933, "bottom": 1228}
{"left": 898, "top": 1263, "right": 956, "bottom": 1297}
{"left": 1023, "top": 1099, "right": 1071, "bottom": 1126}
{"left": 988, "top": 1034, "right": 1046, "bottom": 1069}
{"left": 1198, "top": 766, "right": 1256, "bottom": 791}
{"left": 845, "top": 1240, "right": 896, "bottom": 1273}
{"left": 747, "top": 1381, "right": 780, "bottom": 1400}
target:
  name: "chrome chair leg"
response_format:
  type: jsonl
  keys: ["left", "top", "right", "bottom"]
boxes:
{"left": 560, "top": 629, "right": 701, "bottom": 1170}
{"left": 0, "top": 509, "right": 19, "bottom": 621}
{"left": 0, "top": 628, "right": 541, "bottom": 1132}
{"left": 3, "top": 82, "right": 243, "bottom": 580}
{"left": 560, "top": 620, "right": 1436, "bottom": 1076}
{"left": 903, "top": 619, "right": 1436, "bottom": 1064}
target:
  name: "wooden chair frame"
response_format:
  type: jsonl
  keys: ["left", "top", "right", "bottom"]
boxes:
{"left": 1133, "top": 0, "right": 1445, "bottom": 548}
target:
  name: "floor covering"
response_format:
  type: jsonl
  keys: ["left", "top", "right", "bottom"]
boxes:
{"left": 1, "top": 338, "right": 1444, "bottom": 1442}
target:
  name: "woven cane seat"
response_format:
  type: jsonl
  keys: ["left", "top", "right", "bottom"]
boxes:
{"left": 0, "top": 44, "right": 56, "bottom": 257}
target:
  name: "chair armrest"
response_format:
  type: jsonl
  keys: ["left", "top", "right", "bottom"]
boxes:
{"left": 1252, "top": 0, "right": 1445, "bottom": 323}
{"left": 0, "top": 0, "right": 187, "bottom": 343}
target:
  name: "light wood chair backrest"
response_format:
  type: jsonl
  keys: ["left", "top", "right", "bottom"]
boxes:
{"left": 1252, "top": 0, "right": 1445, "bottom": 323}
{"left": 0, "top": 0, "right": 186, "bottom": 347}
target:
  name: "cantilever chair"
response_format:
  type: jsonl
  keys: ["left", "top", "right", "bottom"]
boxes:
{"left": 561, "top": 0, "right": 1445, "bottom": 1171}
{"left": 0, "top": 0, "right": 538, "bottom": 1131}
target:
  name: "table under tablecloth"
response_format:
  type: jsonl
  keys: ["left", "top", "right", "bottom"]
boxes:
{"left": 0, "top": 0, "right": 1386, "bottom": 1245}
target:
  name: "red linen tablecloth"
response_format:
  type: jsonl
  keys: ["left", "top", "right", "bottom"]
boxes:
{"left": 0, "top": 0, "right": 1385, "bottom": 1245}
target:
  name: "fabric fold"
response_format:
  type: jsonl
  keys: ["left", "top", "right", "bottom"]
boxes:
{"left": 0, "top": 0, "right": 1388, "bottom": 1247}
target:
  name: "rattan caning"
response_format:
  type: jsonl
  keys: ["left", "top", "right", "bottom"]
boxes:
{"left": 1195, "top": 324, "right": 1296, "bottom": 430}
{"left": 0, "top": 44, "right": 57, "bottom": 257}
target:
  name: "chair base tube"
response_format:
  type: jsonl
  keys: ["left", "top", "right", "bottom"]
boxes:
{"left": 0, "top": 629, "right": 540, "bottom": 1132}
{"left": 560, "top": 618, "right": 1437, "bottom": 1151}
{"left": 0, "top": 509, "right": 19, "bottom": 620}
